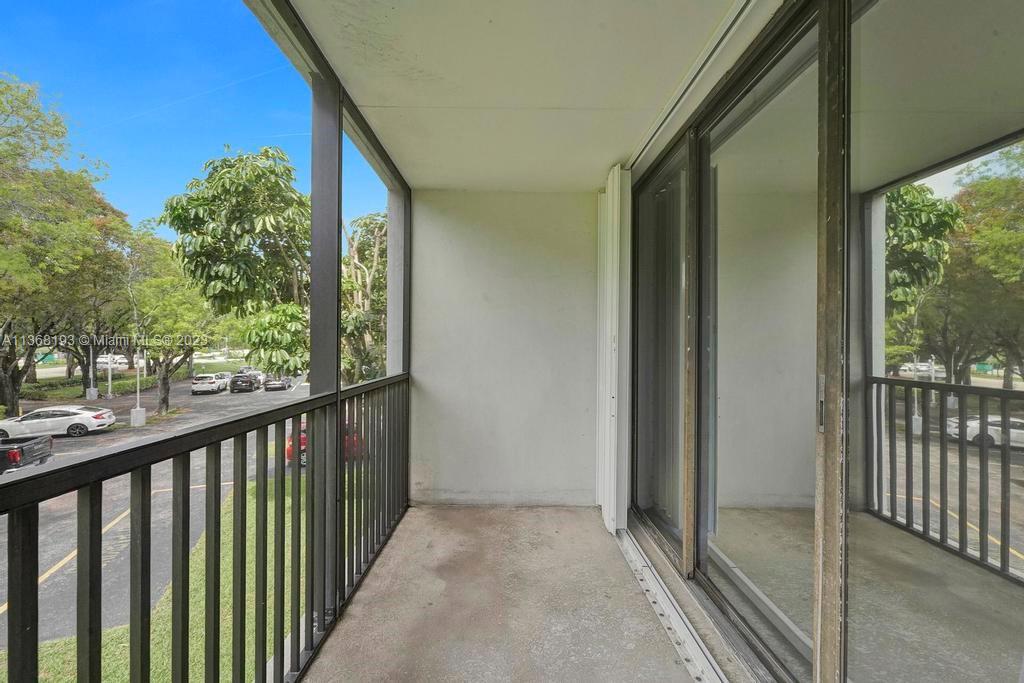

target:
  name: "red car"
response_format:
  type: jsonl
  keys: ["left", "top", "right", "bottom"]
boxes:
{"left": 286, "top": 422, "right": 361, "bottom": 467}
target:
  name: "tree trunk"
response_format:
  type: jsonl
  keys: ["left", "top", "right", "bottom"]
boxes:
{"left": 79, "top": 354, "right": 93, "bottom": 395}
{"left": 65, "top": 354, "right": 76, "bottom": 379}
{"left": 157, "top": 366, "right": 171, "bottom": 415}
{"left": 25, "top": 361, "right": 37, "bottom": 384}
{"left": 0, "top": 371, "right": 18, "bottom": 417}
{"left": 1003, "top": 364, "right": 1015, "bottom": 390}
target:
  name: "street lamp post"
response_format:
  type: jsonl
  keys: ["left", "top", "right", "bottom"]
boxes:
{"left": 131, "top": 349, "right": 146, "bottom": 427}
{"left": 85, "top": 345, "right": 99, "bottom": 401}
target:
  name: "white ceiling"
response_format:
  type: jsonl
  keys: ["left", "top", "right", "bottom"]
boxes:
{"left": 292, "top": 0, "right": 742, "bottom": 191}
{"left": 710, "top": 0, "right": 1024, "bottom": 198}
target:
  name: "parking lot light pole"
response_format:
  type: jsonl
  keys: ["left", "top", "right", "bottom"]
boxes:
{"left": 106, "top": 356, "right": 113, "bottom": 399}
{"left": 131, "top": 352, "right": 146, "bottom": 427}
{"left": 86, "top": 346, "right": 99, "bottom": 401}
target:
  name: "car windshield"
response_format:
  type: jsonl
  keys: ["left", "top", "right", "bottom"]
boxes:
{"left": 79, "top": 407, "right": 103, "bottom": 412}
{"left": 194, "top": 375, "right": 214, "bottom": 381}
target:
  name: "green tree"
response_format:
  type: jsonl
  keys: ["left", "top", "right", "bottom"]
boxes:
{"left": 885, "top": 183, "right": 962, "bottom": 313}
{"left": 341, "top": 212, "right": 388, "bottom": 384}
{"left": 163, "top": 147, "right": 312, "bottom": 379}
{"left": 882, "top": 184, "right": 962, "bottom": 373}
{"left": 917, "top": 239, "right": 997, "bottom": 384}
{"left": 0, "top": 73, "right": 116, "bottom": 412}
{"left": 136, "top": 273, "right": 216, "bottom": 414}
{"left": 164, "top": 146, "right": 311, "bottom": 312}
{"left": 955, "top": 143, "right": 1024, "bottom": 387}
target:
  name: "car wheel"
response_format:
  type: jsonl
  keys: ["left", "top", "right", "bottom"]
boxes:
{"left": 0, "top": 429, "right": 8, "bottom": 440}
{"left": 972, "top": 433, "right": 996, "bottom": 448}
{"left": 67, "top": 423, "right": 89, "bottom": 437}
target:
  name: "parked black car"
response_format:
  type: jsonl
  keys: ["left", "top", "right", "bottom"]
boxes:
{"left": 229, "top": 373, "right": 258, "bottom": 393}
{"left": 264, "top": 375, "right": 293, "bottom": 391}
{"left": 1, "top": 435, "right": 53, "bottom": 475}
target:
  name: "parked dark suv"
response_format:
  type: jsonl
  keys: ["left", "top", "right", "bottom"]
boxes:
{"left": 229, "top": 373, "right": 258, "bottom": 393}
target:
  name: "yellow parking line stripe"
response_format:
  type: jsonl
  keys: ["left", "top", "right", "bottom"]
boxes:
{"left": 896, "top": 493, "right": 1024, "bottom": 561}
{"left": 0, "top": 478, "right": 239, "bottom": 615}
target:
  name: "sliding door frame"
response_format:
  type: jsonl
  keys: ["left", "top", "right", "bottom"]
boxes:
{"left": 630, "top": 0, "right": 851, "bottom": 680}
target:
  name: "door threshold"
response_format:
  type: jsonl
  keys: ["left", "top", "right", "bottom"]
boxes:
{"left": 618, "top": 529, "right": 728, "bottom": 683}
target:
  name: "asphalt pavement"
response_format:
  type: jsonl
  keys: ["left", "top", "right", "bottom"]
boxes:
{"left": 0, "top": 376, "right": 309, "bottom": 647}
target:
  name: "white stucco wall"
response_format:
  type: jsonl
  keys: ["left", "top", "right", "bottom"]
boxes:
{"left": 716, "top": 191, "right": 818, "bottom": 508}
{"left": 409, "top": 190, "right": 598, "bottom": 505}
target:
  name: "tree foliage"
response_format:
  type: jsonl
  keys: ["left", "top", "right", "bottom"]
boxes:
{"left": 136, "top": 269, "right": 216, "bottom": 414}
{"left": 341, "top": 212, "right": 388, "bottom": 384}
{"left": 164, "top": 146, "right": 311, "bottom": 314}
{"left": 884, "top": 183, "right": 961, "bottom": 314}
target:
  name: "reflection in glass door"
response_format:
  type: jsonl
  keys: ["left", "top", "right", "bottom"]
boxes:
{"left": 634, "top": 147, "right": 687, "bottom": 549}
{"left": 698, "top": 25, "right": 819, "bottom": 682}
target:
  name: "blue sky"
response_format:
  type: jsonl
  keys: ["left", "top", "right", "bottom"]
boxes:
{"left": 1, "top": 0, "right": 387, "bottom": 241}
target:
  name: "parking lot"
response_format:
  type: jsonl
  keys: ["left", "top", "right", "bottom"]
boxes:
{"left": 0, "top": 373, "right": 311, "bottom": 647}
{"left": 10, "top": 372, "right": 308, "bottom": 463}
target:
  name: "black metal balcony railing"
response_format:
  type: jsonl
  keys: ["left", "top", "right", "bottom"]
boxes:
{"left": 1, "top": 373, "right": 409, "bottom": 682}
{"left": 867, "top": 376, "right": 1022, "bottom": 585}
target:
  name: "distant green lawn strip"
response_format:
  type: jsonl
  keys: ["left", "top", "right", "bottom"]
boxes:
{"left": 0, "top": 479, "right": 307, "bottom": 682}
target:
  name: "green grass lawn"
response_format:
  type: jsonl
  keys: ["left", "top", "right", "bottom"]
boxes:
{"left": 0, "top": 478, "right": 307, "bottom": 682}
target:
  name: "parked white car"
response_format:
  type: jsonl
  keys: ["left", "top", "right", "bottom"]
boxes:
{"left": 899, "top": 362, "right": 946, "bottom": 380}
{"left": 948, "top": 416, "right": 1024, "bottom": 448}
{"left": 0, "top": 405, "right": 116, "bottom": 439}
{"left": 191, "top": 374, "right": 224, "bottom": 395}
{"left": 96, "top": 354, "right": 129, "bottom": 368}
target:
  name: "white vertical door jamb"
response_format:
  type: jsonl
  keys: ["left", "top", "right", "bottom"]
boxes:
{"left": 597, "top": 165, "right": 631, "bottom": 533}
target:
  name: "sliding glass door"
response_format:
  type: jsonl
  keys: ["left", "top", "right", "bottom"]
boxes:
{"left": 633, "top": 145, "right": 688, "bottom": 554}
{"left": 697, "top": 22, "right": 820, "bottom": 682}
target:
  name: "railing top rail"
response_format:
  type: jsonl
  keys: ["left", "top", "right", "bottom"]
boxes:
{"left": 0, "top": 373, "right": 408, "bottom": 515}
{"left": 869, "top": 375, "right": 1024, "bottom": 402}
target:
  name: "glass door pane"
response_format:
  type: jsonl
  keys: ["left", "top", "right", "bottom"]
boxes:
{"left": 634, "top": 146, "right": 687, "bottom": 549}
{"left": 699, "top": 26, "right": 818, "bottom": 681}
{"left": 849, "top": 1, "right": 1024, "bottom": 680}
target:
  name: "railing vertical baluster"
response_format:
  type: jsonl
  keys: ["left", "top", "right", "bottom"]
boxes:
{"left": 77, "top": 482, "right": 102, "bottom": 682}
{"left": 327, "top": 401, "right": 339, "bottom": 616}
{"left": 978, "top": 395, "right": 990, "bottom": 563}
{"left": 958, "top": 392, "right": 968, "bottom": 553}
{"left": 255, "top": 427, "right": 269, "bottom": 682}
{"left": 390, "top": 384, "right": 397, "bottom": 526}
{"left": 362, "top": 392, "right": 370, "bottom": 567}
{"left": 340, "top": 398, "right": 350, "bottom": 596}
{"left": 347, "top": 397, "right": 356, "bottom": 589}
{"left": 1000, "top": 398, "right": 1011, "bottom": 573}
{"left": 305, "top": 410, "right": 315, "bottom": 649}
{"left": 403, "top": 379, "right": 410, "bottom": 508}
{"left": 939, "top": 391, "right": 948, "bottom": 545}
{"left": 375, "top": 388, "right": 383, "bottom": 547}
{"left": 171, "top": 454, "right": 190, "bottom": 682}
{"left": 369, "top": 390, "right": 378, "bottom": 551}
{"left": 887, "top": 384, "right": 897, "bottom": 519}
{"left": 232, "top": 433, "right": 248, "bottom": 682}
{"left": 273, "top": 421, "right": 286, "bottom": 683}
{"left": 9, "top": 503, "right": 39, "bottom": 682}
{"left": 205, "top": 444, "right": 221, "bottom": 682}
{"left": 313, "top": 407, "right": 326, "bottom": 633}
{"left": 130, "top": 466, "right": 151, "bottom": 683}
{"left": 289, "top": 415, "right": 301, "bottom": 673}
{"left": 904, "top": 385, "right": 914, "bottom": 527}
{"left": 372, "top": 388, "right": 380, "bottom": 545}
{"left": 921, "top": 388, "right": 930, "bottom": 536}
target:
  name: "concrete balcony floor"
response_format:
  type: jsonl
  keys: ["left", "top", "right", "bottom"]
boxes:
{"left": 307, "top": 505, "right": 689, "bottom": 681}
{"left": 712, "top": 507, "right": 1024, "bottom": 682}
